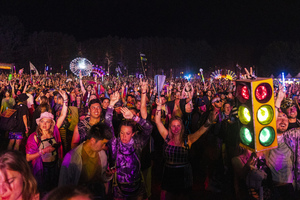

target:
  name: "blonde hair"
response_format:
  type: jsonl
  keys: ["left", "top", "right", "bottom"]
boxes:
{"left": 36, "top": 117, "right": 55, "bottom": 137}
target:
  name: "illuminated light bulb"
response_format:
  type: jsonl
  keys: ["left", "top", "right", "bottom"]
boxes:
{"left": 79, "top": 62, "right": 85, "bottom": 69}
{"left": 259, "top": 127, "right": 275, "bottom": 146}
{"left": 257, "top": 105, "right": 274, "bottom": 125}
{"left": 240, "top": 127, "right": 252, "bottom": 145}
{"left": 256, "top": 85, "right": 267, "bottom": 100}
{"left": 241, "top": 86, "right": 249, "bottom": 100}
{"left": 238, "top": 106, "right": 251, "bottom": 125}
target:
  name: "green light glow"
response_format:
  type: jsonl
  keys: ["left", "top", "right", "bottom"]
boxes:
{"left": 238, "top": 106, "right": 251, "bottom": 125}
{"left": 257, "top": 105, "right": 274, "bottom": 125}
{"left": 259, "top": 127, "right": 275, "bottom": 147}
{"left": 240, "top": 127, "right": 252, "bottom": 145}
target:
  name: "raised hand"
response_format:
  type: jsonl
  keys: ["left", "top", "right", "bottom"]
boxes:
{"left": 244, "top": 67, "right": 256, "bottom": 79}
{"left": 110, "top": 92, "right": 120, "bottom": 106}
{"left": 59, "top": 90, "right": 68, "bottom": 101}
{"left": 140, "top": 78, "right": 148, "bottom": 93}
{"left": 156, "top": 97, "right": 162, "bottom": 107}
{"left": 277, "top": 84, "right": 286, "bottom": 103}
{"left": 120, "top": 107, "right": 134, "bottom": 119}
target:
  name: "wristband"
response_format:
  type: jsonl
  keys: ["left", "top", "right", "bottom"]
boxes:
{"left": 204, "top": 120, "right": 212, "bottom": 128}
{"left": 156, "top": 109, "right": 161, "bottom": 112}
{"left": 108, "top": 105, "right": 114, "bottom": 109}
{"left": 39, "top": 149, "right": 44, "bottom": 156}
{"left": 132, "top": 115, "right": 139, "bottom": 122}
{"left": 142, "top": 92, "right": 147, "bottom": 94}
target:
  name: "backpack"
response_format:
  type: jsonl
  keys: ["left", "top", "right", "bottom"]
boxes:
{"left": 0, "top": 106, "right": 18, "bottom": 131}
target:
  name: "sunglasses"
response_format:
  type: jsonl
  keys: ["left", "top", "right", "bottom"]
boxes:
{"left": 214, "top": 100, "right": 221, "bottom": 103}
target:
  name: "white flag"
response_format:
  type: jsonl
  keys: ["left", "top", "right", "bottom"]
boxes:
{"left": 29, "top": 62, "right": 39, "bottom": 76}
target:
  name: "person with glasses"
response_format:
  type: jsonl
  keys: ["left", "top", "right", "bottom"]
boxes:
{"left": 203, "top": 95, "right": 224, "bottom": 193}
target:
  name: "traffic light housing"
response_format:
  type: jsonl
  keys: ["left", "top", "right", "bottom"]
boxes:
{"left": 236, "top": 78, "right": 278, "bottom": 152}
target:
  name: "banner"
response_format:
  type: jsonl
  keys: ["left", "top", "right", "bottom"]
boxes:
{"left": 155, "top": 75, "right": 166, "bottom": 99}
{"left": 140, "top": 53, "right": 147, "bottom": 61}
{"left": 29, "top": 62, "right": 39, "bottom": 76}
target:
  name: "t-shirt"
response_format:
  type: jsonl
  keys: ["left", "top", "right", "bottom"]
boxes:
{"left": 12, "top": 103, "right": 29, "bottom": 132}
{"left": 288, "top": 122, "right": 299, "bottom": 130}
{"left": 26, "top": 93, "right": 34, "bottom": 109}
{"left": 267, "top": 135, "right": 293, "bottom": 184}
{"left": 79, "top": 147, "right": 102, "bottom": 184}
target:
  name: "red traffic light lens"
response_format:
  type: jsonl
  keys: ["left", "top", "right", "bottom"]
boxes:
{"left": 256, "top": 85, "right": 267, "bottom": 101}
{"left": 255, "top": 83, "right": 272, "bottom": 103}
{"left": 242, "top": 86, "right": 249, "bottom": 100}
{"left": 237, "top": 84, "right": 250, "bottom": 103}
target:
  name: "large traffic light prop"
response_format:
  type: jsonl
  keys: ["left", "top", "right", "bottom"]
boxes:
{"left": 236, "top": 78, "right": 278, "bottom": 152}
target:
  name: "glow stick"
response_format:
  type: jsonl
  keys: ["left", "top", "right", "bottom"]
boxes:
{"left": 282, "top": 72, "right": 286, "bottom": 92}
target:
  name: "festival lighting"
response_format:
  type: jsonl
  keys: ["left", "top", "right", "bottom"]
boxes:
{"left": 70, "top": 57, "right": 93, "bottom": 76}
{"left": 236, "top": 78, "right": 277, "bottom": 152}
{"left": 241, "top": 86, "right": 250, "bottom": 100}
{"left": 184, "top": 74, "right": 192, "bottom": 80}
{"left": 240, "top": 127, "right": 252, "bottom": 145}
{"left": 238, "top": 106, "right": 251, "bottom": 125}
{"left": 282, "top": 72, "right": 286, "bottom": 92}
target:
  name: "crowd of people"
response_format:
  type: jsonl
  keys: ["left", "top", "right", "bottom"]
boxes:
{"left": 0, "top": 69, "right": 300, "bottom": 200}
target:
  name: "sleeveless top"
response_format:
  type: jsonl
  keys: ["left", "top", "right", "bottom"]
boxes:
{"left": 163, "top": 135, "right": 189, "bottom": 165}
{"left": 39, "top": 136, "right": 57, "bottom": 162}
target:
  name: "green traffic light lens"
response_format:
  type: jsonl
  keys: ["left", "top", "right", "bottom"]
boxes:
{"left": 238, "top": 106, "right": 251, "bottom": 125}
{"left": 240, "top": 127, "right": 252, "bottom": 145}
{"left": 257, "top": 105, "right": 274, "bottom": 125}
{"left": 259, "top": 127, "right": 275, "bottom": 147}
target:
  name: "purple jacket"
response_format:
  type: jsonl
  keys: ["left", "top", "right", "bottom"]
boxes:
{"left": 105, "top": 107, "right": 153, "bottom": 184}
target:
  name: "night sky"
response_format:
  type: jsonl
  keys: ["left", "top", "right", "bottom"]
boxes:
{"left": 1, "top": 0, "right": 300, "bottom": 44}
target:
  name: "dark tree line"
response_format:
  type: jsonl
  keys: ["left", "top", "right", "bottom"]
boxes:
{"left": 1, "top": 16, "right": 300, "bottom": 77}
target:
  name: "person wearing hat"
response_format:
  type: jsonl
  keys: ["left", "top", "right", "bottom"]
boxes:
{"left": 265, "top": 89, "right": 297, "bottom": 199}
{"left": 7, "top": 93, "right": 29, "bottom": 151}
{"left": 281, "top": 98, "right": 300, "bottom": 130}
{"left": 26, "top": 91, "right": 67, "bottom": 195}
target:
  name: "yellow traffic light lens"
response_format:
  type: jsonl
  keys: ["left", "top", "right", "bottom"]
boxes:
{"left": 259, "top": 127, "right": 275, "bottom": 147}
{"left": 257, "top": 105, "right": 274, "bottom": 125}
{"left": 238, "top": 106, "right": 251, "bottom": 125}
{"left": 240, "top": 127, "right": 252, "bottom": 145}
